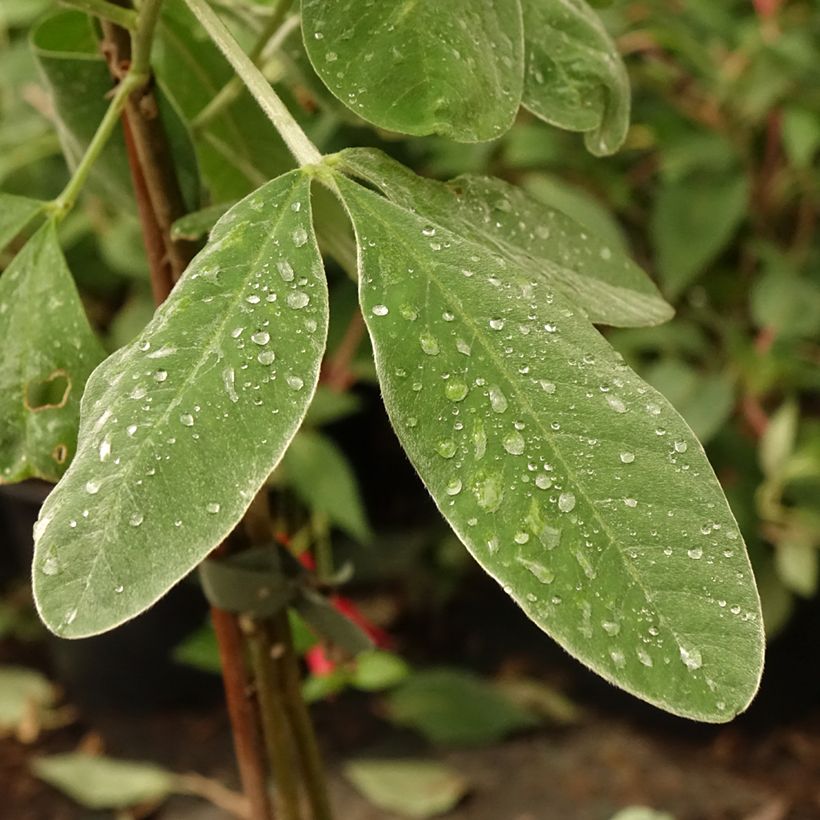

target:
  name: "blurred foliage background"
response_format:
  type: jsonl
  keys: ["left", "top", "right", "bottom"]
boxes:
{"left": 0, "top": 0, "right": 819, "bottom": 814}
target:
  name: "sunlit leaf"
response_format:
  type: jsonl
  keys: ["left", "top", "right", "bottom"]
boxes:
{"left": 0, "top": 222, "right": 105, "bottom": 483}
{"left": 521, "top": 0, "right": 631, "bottom": 155}
{"left": 33, "top": 170, "right": 328, "bottom": 638}
{"left": 301, "top": 0, "right": 525, "bottom": 142}
{"left": 33, "top": 753, "right": 174, "bottom": 810}
{"left": 345, "top": 758, "right": 469, "bottom": 819}
{"left": 336, "top": 148, "right": 671, "bottom": 328}
{"left": 336, "top": 169, "right": 764, "bottom": 721}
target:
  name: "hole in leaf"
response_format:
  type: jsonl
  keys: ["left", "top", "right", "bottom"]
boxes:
{"left": 25, "top": 369, "right": 71, "bottom": 412}
{"left": 52, "top": 443, "right": 68, "bottom": 464}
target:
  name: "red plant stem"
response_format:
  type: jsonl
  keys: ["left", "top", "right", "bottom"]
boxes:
{"left": 320, "top": 310, "right": 365, "bottom": 391}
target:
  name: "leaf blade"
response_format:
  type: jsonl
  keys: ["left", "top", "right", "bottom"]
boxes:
{"left": 33, "top": 170, "right": 328, "bottom": 638}
{"left": 336, "top": 148, "right": 671, "bottom": 327}
{"left": 337, "top": 173, "right": 763, "bottom": 722}
{"left": 0, "top": 222, "right": 104, "bottom": 483}
{"left": 301, "top": 0, "right": 525, "bottom": 142}
{"left": 521, "top": 0, "right": 631, "bottom": 155}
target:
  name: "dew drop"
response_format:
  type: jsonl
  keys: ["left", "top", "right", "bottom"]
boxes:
{"left": 445, "top": 381, "right": 469, "bottom": 402}
{"left": 679, "top": 645, "right": 703, "bottom": 671}
{"left": 606, "top": 395, "right": 627, "bottom": 413}
{"left": 419, "top": 331, "right": 439, "bottom": 356}
{"left": 180, "top": 413, "right": 195, "bottom": 427}
{"left": 277, "top": 260, "right": 295, "bottom": 281}
{"left": 154, "top": 369, "right": 168, "bottom": 383}
{"left": 287, "top": 291, "right": 310, "bottom": 309}
{"left": 371, "top": 304, "right": 389, "bottom": 317}
{"left": 445, "top": 478, "right": 462, "bottom": 496}
{"left": 539, "top": 381, "right": 556, "bottom": 394}
{"left": 674, "top": 440, "right": 688, "bottom": 453}
{"left": 129, "top": 512, "right": 144, "bottom": 527}
{"left": 619, "top": 452, "right": 635, "bottom": 464}
{"left": 258, "top": 350, "right": 276, "bottom": 366}
{"left": 558, "top": 492, "right": 576, "bottom": 513}
{"left": 99, "top": 436, "right": 112, "bottom": 462}
{"left": 286, "top": 374, "right": 304, "bottom": 391}
{"left": 223, "top": 367, "right": 239, "bottom": 403}
{"left": 251, "top": 331, "right": 270, "bottom": 345}
{"left": 436, "top": 440, "right": 457, "bottom": 459}
{"left": 488, "top": 385, "right": 508, "bottom": 413}
{"left": 687, "top": 547, "right": 703, "bottom": 560}
{"left": 623, "top": 497, "right": 638, "bottom": 508}
{"left": 502, "top": 431, "right": 525, "bottom": 455}
{"left": 206, "top": 502, "right": 221, "bottom": 514}
{"left": 42, "top": 556, "right": 59, "bottom": 576}
{"left": 291, "top": 227, "right": 308, "bottom": 247}
{"left": 489, "top": 317, "right": 504, "bottom": 331}
{"left": 85, "top": 480, "right": 100, "bottom": 495}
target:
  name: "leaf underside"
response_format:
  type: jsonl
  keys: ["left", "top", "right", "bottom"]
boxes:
{"left": 335, "top": 169, "right": 763, "bottom": 721}
{"left": 0, "top": 222, "right": 104, "bottom": 484}
{"left": 32, "top": 170, "right": 328, "bottom": 638}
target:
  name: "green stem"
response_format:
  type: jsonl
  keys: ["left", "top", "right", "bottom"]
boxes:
{"left": 184, "top": 0, "right": 322, "bottom": 167}
{"left": 48, "top": 0, "right": 166, "bottom": 222}
{"left": 131, "top": 0, "right": 165, "bottom": 75}
{"left": 49, "top": 71, "right": 144, "bottom": 222}
{"left": 193, "top": 0, "right": 295, "bottom": 131}
{"left": 59, "top": 0, "right": 138, "bottom": 29}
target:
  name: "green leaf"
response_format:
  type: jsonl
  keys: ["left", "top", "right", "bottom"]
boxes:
{"left": 344, "top": 758, "right": 469, "bottom": 819}
{"left": 351, "top": 650, "right": 410, "bottom": 691}
{"left": 282, "top": 429, "right": 371, "bottom": 542}
{"left": 155, "top": 3, "right": 291, "bottom": 201}
{"left": 520, "top": 0, "right": 631, "bottom": 155}
{"left": 651, "top": 170, "right": 748, "bottom": 297}
{"left": 775, "top": 541, "right": 817, "bottom": 599}
{"left": 31, "top": 11, "right": 199, "bottom": 210}
{"left": 336, "top": 148, "right": 671, "bottom": 328}
{"left": 759, "top": 401, "right": 798, "bottom": 478}
{"left": 32, "top": 170, "right": 328, "bottom": 638}
{"left": 0, "top": 222, "right": 105, "bottom": 483}
{"left": 385, "top": 668, "right": 539, "bottom": 745}
{"left": 609, "top": 809, "right": 675, "bottom": 820}
{"left": 335, "top": 170, "right": 764, "bottom": 721}
{"left": 171, "top": 201, "right": 234, "bottom": 242}
{"left": 0, "top": 193, "right": 45, "bottom": 252}
{"left": 0, "top": 666, "right": 55, "bottom": 735}
{"left": 300, "top": 0, "right": 525, "bottom": 142}
{"left": 32, "top": 753, "right": 174, "bottom": 810}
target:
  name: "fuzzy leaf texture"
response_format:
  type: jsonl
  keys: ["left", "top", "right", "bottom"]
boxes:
{"left": 300, "top": 0, "right": 525, "bottom": 142}
{"left": 334, "top": 168, "right": 764, "bottom": 721}
{"left": 33, "top": 171, "right": 328, "bottom": 638}
{"left": 0, "top": 222, "right": 105, "bottom": 484}
{"left": 521, "top": 0, "right": 631, "bottom": 155}
{"left": 336, "top": 149, "right": 671, "bottom": 328}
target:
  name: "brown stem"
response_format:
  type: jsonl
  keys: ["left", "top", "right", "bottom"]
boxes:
{"left": 100, "top": 11, "right": 272, "bottom": 819}
{"left": 276, "top": 610, "right": 334, "bottom": 820}
{"left": 246, "top": 617, "right": 304, "bottom": 820}
{"left": 212, "top": 608, "right": 275, "bottom": 820}
{"left": 320, "top": 310, "right": 365, "bottom": 392}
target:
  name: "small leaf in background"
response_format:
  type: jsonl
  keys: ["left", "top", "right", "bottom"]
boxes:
{"left": 609, "top": 808, "right": 675, "bottom": 820}
{"left": 304, "top": 386, "right": 362, "bottom": 427}
{"left": 0, "top": 221, "right": 105, "bottom": 483}
{"left": 337, "top": 148, "right": 672, "bottom": 328}
{"left": 0, "top": 192, "right": 44, "bottom": 252}
{"left": 170, "top": 201, "right": 234, "bottom": 242}
{"left": 495, "top": 677, "right": 583, "bottom": 725}
{"left": 651, "top": 170, "right": 749, "bottom": 297}
{"left": 32, "top": 753, "right": 174, "bottom": 810}
{"left": 282, "top": 429, "right": 371, "bottom": 543}
{"left": 775, "top": 541, "right": 817, "bottom": 599}
{"left": 337, "top": 167, "right": 764, "bottom": 721}
{"left": 385, "top": 669, "right": 539, "bottom": 746}
{"left": 759, "top": 401, "right": 798, "bottom": 478}
{"left": 301, "top": 0, "right": 524, "bottom": 142}
{"left": 782, "top": 106, "right": 820, "bottom": 169}
{"left": 33, "top": 170, "right": 328, "bottom": 638}
{"left": 344, "top": 758, "right": 469, "bottom": 819}
{"left": 0, "top": 666, "right": 55, "bottom": 739}
{"left": 520, "top": 0, "right": 631, "bottom": 155}
{"left": 642, "top": 360, "right": 734, "bottom": 445}
{"left": 351, "top": 650, "right": 410, "bottom": 692}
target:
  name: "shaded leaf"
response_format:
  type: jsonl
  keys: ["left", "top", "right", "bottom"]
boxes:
{"left": 521, "top": 0, "right": 631, "bottom": 155}
{"left": 760, "top": 401, "right": 798, "bottom": 478}
{"left": 301, "top": 0, "right": 524, "bottom": 142}
{"left": 336, "top": 170, "right": 764, "bottom": 721}
{"left": 345, "top": 758, "right": 469, "bottom": 819}
{"left": 0, "top": 193, "right": 45, "bottom": 252}
{"left": 171, "top": 201, "right": 233, "bottom": 241}
{"left": 651, "top": 171, "right": 748, "bottom": 297}
{"left": 33, "top": 171, "right": 328, "bottom": 638}
{"left": 283, "top": 429, "right": 371, "bottom": 542}
{"left": 336, "top": 148, "right": 671, "bottom": 328}
{"left": 351, "top": 650, "right": 410, "bottom": 691}
{"left": 775, "top": 541, "right": 817, "bottom": 599}
{"left": 495, "top": 676, "right": 583, "bottom": 724}
{"left": 32, "top": 753, "right": 174, "bottom": 810}
{"left": 0, "top": 222, "right": 105, "bottom": 483}
{"left": 0, "top": 666, "right": 55, "bottom": 736}
{"left": 385, "top": 668, "right": 539, "bottom": 745}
